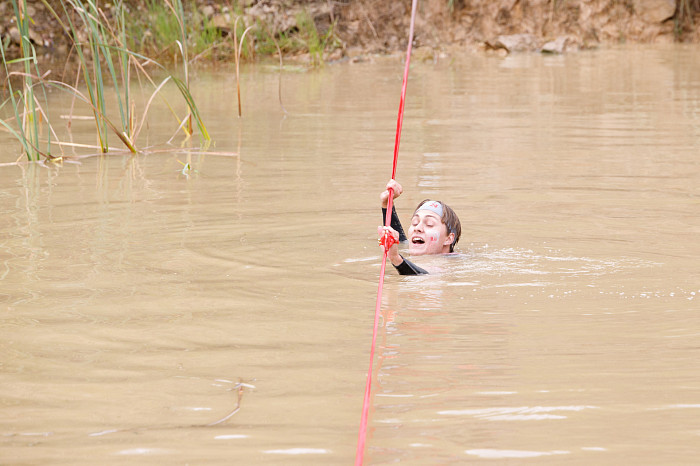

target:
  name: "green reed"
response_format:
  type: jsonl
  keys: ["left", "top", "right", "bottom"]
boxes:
{"left": 232, "top": 17, "right": 254, "bottom": 118}
{"left": 54, "top": 0, "right": 132, "bottom": 152}
{"left": 1, "top": 0, "right": 48, "bottom": 161}
{"left": 1, "top": 0, "right": 210, "bottom": 162}
{"left": 163, "top": 0, "right": 192, "bottom": 136}
{"left": 156, "top": 0, "right": 210, "bottom": 141}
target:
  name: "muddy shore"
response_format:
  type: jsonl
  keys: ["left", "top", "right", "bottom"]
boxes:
{"left": 1, "top": 0, "right": 699, "bottom": 68}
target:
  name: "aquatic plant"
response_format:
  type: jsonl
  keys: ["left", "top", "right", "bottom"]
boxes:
{"left": 52, "top": 0, "right": 136, "bottom": 153}
{"left": 164, "top": 0, "right": 193, "bottom": 137}
{"left": 1, "top": 1, "right": 342, "bottom": 162}
{"left": 0, "top": 0, "right": 211, "bottom": 162}
{"left": 1, "top": 0, "right": 48, "bottom": 161}
{"left": 232, "top": 17, "right": 254, "bottom": 118}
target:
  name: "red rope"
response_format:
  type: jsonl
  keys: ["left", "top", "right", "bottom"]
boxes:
{"left": 355, "top": 1, "right": 418, "bottom": 464}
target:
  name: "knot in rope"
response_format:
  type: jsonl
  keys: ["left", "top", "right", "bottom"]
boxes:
{"left": 378, "top": 231, "right": 399, "bottom": 250}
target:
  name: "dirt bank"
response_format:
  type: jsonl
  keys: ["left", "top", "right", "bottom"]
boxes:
{"left": 333, "top": 0, "right": 700, "bottom": 57}
{"left": 1, "top": 0, "right": 699, "bottom": 68}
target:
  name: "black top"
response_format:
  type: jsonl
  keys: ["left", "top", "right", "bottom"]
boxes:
{"left": 382, "top": 206, "right": 428, "bottom": 275}
{"left": 393, "top": 254, "right": 428, "bottom": 275}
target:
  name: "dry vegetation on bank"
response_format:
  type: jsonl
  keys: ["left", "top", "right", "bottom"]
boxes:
{"left": 1, "top": 0, "right": 699, "bottom": 68}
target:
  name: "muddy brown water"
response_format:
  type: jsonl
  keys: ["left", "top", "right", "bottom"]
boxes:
{"left": 1, "top": 45, "right": 700, "bottom": 465}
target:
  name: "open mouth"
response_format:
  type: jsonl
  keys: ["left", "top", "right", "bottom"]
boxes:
{"left": 411, "top": 237, "right": 425, "bottom": 245}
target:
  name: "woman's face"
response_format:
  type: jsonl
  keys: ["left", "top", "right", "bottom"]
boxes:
{"left": 407, "top": 210, "right": 452, "bottom": 255}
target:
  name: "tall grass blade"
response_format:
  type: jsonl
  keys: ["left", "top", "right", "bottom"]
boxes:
{"left": 3, "top": 0, "right": 213, "bottom": 160}
{"left": 164, "top": 0, "right": 193, "bottom": 136}
{"left": 8, "top": 0, "right": 42, "bottom": 160}
{"left": 171, "top": 76, "right": 211, "bottom": 142}
{"left": 115, "top": 0, "right": 133, "bottom": 137}
{"left": 58, "top": 0, "right": 108, "bottom": 152}
{"left": 233, "top": 18, "right": 254, "bottom": 118}
{"left": 42, "top": 79, "right": 136, "bottom": 152}
{"left": 261, "top": 24, "right": 288, "bottom": 115}
{"left": 90, "top": 0, "right": 131, "bottom": 140}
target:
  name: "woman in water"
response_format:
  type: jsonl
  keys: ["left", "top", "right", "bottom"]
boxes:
{"left": 379, "top": 179, "right": 462, "bottom": 275}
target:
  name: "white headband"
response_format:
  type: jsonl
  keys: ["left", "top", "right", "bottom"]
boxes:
{"left": 416, "top": 200, "right": 443, "bottom": 218}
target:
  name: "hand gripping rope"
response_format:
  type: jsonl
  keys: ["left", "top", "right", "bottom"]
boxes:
{"left": 355, "top": 0, "right": 418, "bottom": 464}
{"left": 378, "top": 230, "right": 399, "bottom": 250}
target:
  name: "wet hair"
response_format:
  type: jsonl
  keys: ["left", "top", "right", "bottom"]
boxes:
{"left": 414, "top": 199, "right": 462, "bottom": 252}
